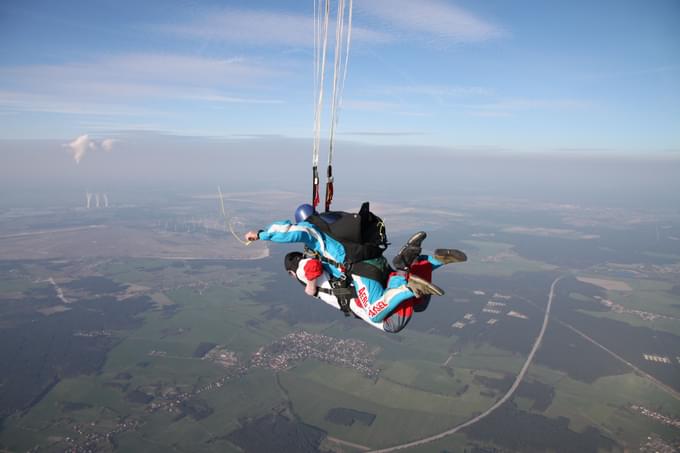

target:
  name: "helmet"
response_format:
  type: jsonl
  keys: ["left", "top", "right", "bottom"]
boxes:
{"left": 284, "top": 251, "right": 304, "bottom": 274}
{"left": 294, "top": 203, "right": 316, "bottom": 223}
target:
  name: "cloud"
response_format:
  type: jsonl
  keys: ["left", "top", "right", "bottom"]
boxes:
{"left": 1, "top": 54, "right": 279, "bottom": 92}
{"left": 343, "top": 99, "right": 429, "bottom": 116}
{"left": 357, "top": 0, "right": 505, "bottom": 42}
{"left": 157, "top": 8, "right": 391, "bottom": 47}
{"left": 0, "top": 53, "right": 285, "bottom": 116}
{"left": 343, "top": 100, "right": 401, "bottom": 111}
{"left": 0, "top": 90, "right": 166, "bottom": 116}
{"left": 466, "top": 98, "right": 596, "bottom": 117}
{"left": 383, "top": 85, "right": 493, "bottom": 98}
{"left": 63, "top": 134, "right": 117, "bottom": 164}
{"left": 341, "top": 131, "right": 425, "bottom": 136}
{"left": 101, "top": 138, "right": 117, "bottom": 151}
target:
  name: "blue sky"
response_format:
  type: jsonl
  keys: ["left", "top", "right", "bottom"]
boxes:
{"left": 1, "top": 0, "right": 678, "bottom": 152}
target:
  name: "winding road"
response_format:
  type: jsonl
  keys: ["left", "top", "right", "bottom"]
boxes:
{"left": 365, "top": 276, "right": 563, "bottom": 453}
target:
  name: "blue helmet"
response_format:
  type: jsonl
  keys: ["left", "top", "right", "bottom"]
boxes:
{"left": 294, "top": 203, "right": 316, "bottom": 223}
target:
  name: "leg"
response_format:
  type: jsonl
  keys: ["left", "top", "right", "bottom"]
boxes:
{"left": 382, "top": 299, "right": 414, "bottom": 333}
{"left": 409, "top": 257, "right": 434, "bottom": 312}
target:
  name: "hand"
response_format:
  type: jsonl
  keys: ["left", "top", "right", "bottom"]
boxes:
{"left": 245, "top": 230, "right": 259, "bottom": 242}
{"left": 305, "top": 280, "right": 318, "bottom": 297}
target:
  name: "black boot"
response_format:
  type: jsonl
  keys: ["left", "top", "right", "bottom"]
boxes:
{"left": 392, "top": 231, "right": 427, "bottom": 271}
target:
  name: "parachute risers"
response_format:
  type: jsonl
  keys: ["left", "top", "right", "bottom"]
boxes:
{"left": 324, "top": 165, "right": 334, "bottom": 212}
{"left": 312, "top": 166, "right": 320, "bottom": 209}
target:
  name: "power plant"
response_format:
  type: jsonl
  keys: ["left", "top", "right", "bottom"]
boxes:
{"left": 85, "top": 192, "right": 109, "bottom": 209}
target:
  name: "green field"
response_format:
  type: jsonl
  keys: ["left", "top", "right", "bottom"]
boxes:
{"left": 2, "top": 255, "right": 679, "bottom": 452}
{"left": 452, "top": 240, "right": 558, "bottom": 277}
{"left": 0, "top": 277, "right": 38, "bottom": 294}
{"left": 526, "top": 365, "right": 680, "bottom": 448}
{"left": 581, "top": 309, "right": 680, "bottom": 335}
{"left": 0, "top": 263, "right": 293, "bottom": 452}
{"left": 605, "top": 278, "right": 680, "bottom": 318}
{"left": 571, "top": 275, "right": 680, "bottom": 333}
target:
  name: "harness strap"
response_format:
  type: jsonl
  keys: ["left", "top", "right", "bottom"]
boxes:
{"left": 304, "top": 246, "right": 349, "bottom": 275}
{"left": 330, "top": 278, "right": 356, "bottom": 316}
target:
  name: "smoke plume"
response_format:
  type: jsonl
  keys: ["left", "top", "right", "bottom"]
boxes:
{"left": 64, "top": 134, "right": 117, "bottom": 164}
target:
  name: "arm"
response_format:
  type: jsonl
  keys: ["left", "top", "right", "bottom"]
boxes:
{"left": 305, "top": 279, "right": 318, "bottom": 296}
{"left": 245, "top": 221, "right": 319, "bottom": 247}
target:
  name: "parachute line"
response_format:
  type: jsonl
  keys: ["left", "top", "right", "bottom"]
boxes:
{"left": 327, "top": 0, "right": 352, "bottom": 167}
{"left": 312, "top": 0, "right": 330, "bottom": 170}
{"left": 311, "top": 0, "right": 353, "bottom": 211}
{"left": 217, "top": 186, "right": 251, "bottom": 246}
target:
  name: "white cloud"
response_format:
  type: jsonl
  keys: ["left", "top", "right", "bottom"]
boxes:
{"left": 101, "top": 138, "right": 117, "bottom": 151}
{"left": 341, "top": 131, "right": 425, "bottom": 136}
{"left": 358, "top": 0, "right": 504, "bottom": 42}
{"left": 157, "top": 8, "right": 391, "bottom": 46}
{"left": 343, "top": 99, "right": 401, "bottom": 111}
{"left": 0, "top": 53, "right": 285, "bottom": 116}
{"left": 0, "top": 90, "right": 166, "bottom": 116}
{"left": 1, "top": 54, "right": 279, "bottom": 91}
{"left": 64, "top": 135, "right": 95, "bottom": 164}
{"left": 467, "top": 98, "right": 596, "bottom": 116}
{"left": 343, "top": 99, "right": 429, "bottom": 117}
{"left": 185, "top": 94, "right": 283, "bottom": 104}
{"left": 63, "top": 134, "right": 118, "bottom": 164}
{"left": 386, "top": 85, "right": 493, "bottom": 97}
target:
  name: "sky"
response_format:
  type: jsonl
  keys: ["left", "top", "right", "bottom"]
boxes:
{"left": 0, "top": 0, "right": 678, "bottom": 154}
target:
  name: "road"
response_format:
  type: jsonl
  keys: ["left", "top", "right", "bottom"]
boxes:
{"left": 367, "top": 276, "right": 563, "bottom": 453}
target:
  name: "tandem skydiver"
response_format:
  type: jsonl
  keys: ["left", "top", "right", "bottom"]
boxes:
{"left": 244, "top": 203, "right": 467, "bottom": 331}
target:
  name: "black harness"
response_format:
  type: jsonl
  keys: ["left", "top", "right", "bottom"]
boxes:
{"left": 295, "top": 274, "right": 356, "bottom": 317}
{"left": 328, "top": 276, "right": 356, "bottom": 316}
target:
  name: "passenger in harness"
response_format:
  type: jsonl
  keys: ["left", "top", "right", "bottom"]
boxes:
{"left": 283, "top": 239, "right": 467, "bottom": 333}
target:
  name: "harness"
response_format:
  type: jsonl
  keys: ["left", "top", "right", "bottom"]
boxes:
{"left": 294, "top": 264, "right": 356, "bottom": 317}
{"left": 329, "top": 276, "right": 356, "bottom": 316}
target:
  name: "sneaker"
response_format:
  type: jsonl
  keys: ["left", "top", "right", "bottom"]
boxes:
{"left": 392, "top": 231, "right": 427, "bottom": 270}
{"left": 434, "top": 248, "right": 467, "bottom": 264}
{"left": 407, "top": 274, "right": 445, "bottom": 297}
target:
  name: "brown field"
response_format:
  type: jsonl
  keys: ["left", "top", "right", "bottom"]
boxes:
{"left": 0, "top": 225, "right": 268, "bottom": 261}
{"left": 576, "top": 276, "right": 633, "bottom": 291}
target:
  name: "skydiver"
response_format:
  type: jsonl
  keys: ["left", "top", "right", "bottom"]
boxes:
{"left": 244, "top": 205, "right": 449, "bottom": 317}
{"left": 283, "top": 245, "right": 467, "bottom": 333}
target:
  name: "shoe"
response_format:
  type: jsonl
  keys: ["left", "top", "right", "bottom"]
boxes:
{"left": 392, "top": 231, "right": 427, "bottom": 270}
{"left": 407, "top": 274, "right": 445, "bottom": 297}
{"left": 405, "top": 231, "right": 427, "bottom": 249}
{"left": 434, "top": 248, "right": 467, "bottom": 264}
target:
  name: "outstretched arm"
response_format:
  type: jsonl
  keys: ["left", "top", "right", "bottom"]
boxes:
{"left": 245, "top": 230, "right": 260, "bottom": 242}
{"left": 244, "top": 221, "right": 321, "bottom": 247}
